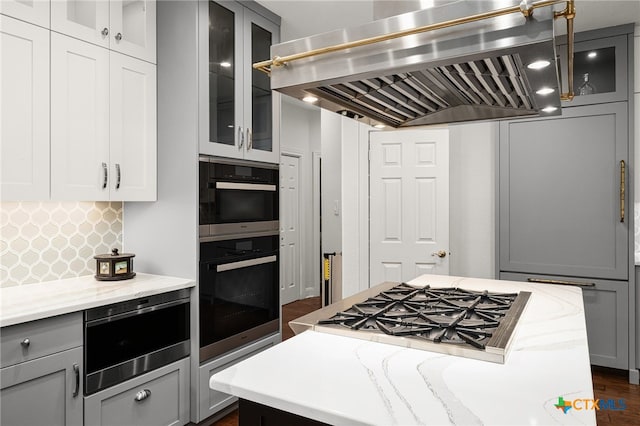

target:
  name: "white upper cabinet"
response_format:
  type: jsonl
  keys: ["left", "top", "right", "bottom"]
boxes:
{"left": 0, "top": 0, "right": 50, "bottom": 29}
{"left": 199, "top": 0, "right": 280, "bottom": 163}
{"left": 109, "top": 52, "right": 156, "bottom": 200}
{"left": 0, "top": 16, "right": 50, "bottom": 201}
{"left": 51, "top": 33, "right": 156, "bottom": 201}
{"left": 51, "top": 32, "right": 110, "bottom": 201}
{"left": 51, "top": 0, "right": 156, "bottom": 63}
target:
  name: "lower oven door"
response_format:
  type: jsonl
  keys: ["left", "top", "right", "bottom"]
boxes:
{"left": 199, "top": 235, "right": 280, "bottom": 362}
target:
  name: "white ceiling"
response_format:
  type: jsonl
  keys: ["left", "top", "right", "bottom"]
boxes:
{"left": 258, "top": 0, "right": 639, "bottom": 41}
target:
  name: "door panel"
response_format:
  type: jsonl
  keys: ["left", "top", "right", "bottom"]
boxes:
{"left": 369, "top": 129, "right": 450, "bottom": 287}
{"left": 0, "top": 0, "right": 50, "bottom": 28}
{"left": 51, "top": 0, "right": 110, "bottom": 48}
{"left": 109, "top": 0, "right": 156, "bottom": 63}
{"left": 280, "top": 154, "right": 300, "bottom": 305}
{"left": 499, "top": 102, "right": 628, "bottom": 279}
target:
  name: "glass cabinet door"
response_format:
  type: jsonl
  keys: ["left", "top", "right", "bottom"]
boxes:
{"left": 558, "top": 34, "right": 628, "bottom": 106}
{"left": 51, "top": 0, "right": 110, "bottom": 47}
{"left": 109, "top": 0, "right": 156, "bottom": 63}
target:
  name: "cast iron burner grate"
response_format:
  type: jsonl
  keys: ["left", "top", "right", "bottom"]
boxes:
{"left": 317, "top": 283, "right": 519, "bottom": 350}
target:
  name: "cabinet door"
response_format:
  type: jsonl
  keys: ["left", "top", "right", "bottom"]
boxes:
{"left": 51, "top": 32, "right": 110, "bottom": 201}
{"left": 0, "top": 16, "right": 50, "bottom": 201}
{"left": 84, "top": 357, "right": 189, "bottom": 426}
{"left": 109, "top": 0, "right": 156, "bottom": 63}
{"left": 199, "top": 0, "right": 244, "bottom": 159}
{"left": 558, "top": 35, "right": 628, "bottom": 106}
{"left": 0, "top": 0, "right": 50, "bottom": 28}
{"left": 0, "top": 347, "right": 83, "bottom": 426}
{"left": 110, "top": 52, "right": 156, "bottom": 201}
{"left": 51, "top": 0, "right": 110, "bottom": 48}
{"left": 242, "top": 8, "right": 279, "bottom": 163}
{"left": 499, "top": 102, "right": 628, "bottom": 280}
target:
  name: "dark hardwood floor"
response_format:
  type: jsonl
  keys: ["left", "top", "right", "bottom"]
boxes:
{"left": 213, "top": 297, "right": 639, "bottom": 426}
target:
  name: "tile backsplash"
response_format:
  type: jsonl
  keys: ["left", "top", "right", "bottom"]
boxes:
{"left": 1, "top": 202, "right": 122, "bottom": 287}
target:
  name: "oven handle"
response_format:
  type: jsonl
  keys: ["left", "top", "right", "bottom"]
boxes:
{"left": 85, "top": 298, "right": 189, "bottom": 327}
{"left": 215, "top": 182, "right": 276, "bottom": 192}
{"left": 216, "top": 255, "right": 277, "bottom": 272}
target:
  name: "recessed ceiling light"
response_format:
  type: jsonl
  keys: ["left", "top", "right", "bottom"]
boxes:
{"left": 527, "top": 60, "right": 551, "bottom": 70}
{"left": 373, "top": 124, "right": 385, "bottom": 129}
{"left": 542, "top": 106, "right": 558, "bottom": 113}
{"left": 536, "top": 87, "right": 555, "bottom": 95}
{"left": 220, "top": 61, "right": 231, "bottom": 68}
{"left": 302, "top": 95, "right": 318, "bottom": 103}
{"left": 587, "top": 51, "right": 597, "bottom": 59}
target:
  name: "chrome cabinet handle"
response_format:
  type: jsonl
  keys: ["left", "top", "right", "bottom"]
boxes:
{"left": 115, "top": 163, "right": 121, "bottom": 190}
{"left": 20, "top": 338, "right": 30, "bottom": 348}
{"left": 246, "top": 128, "right": 253, "bottom": 150}
{"left": 620, "top": 160, "right": 625, "bottom": 223}
{"left": 115, "top": 32, "right": 123, "bottom": 42}
{"left": 101, "top": 27, "right": 109, "bottom": 37}
{"left": 73, "top": 364, "right": 80, "bottom": 397}
{"left": 102, "top": 163, "right": 108, "bottom": 189}
{"left": 527, "top": 278, "right": 595, "bottom": 287}
{"left": 238, "top": 126, "right": 244, "bottom": 149}
{"left": 134, "top": 389, "right": 151, "bottom": 402}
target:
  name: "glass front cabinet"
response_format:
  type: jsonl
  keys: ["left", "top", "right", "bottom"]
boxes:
{"left": 558, "top": 32, "right": 628, "bottom": 107}
{"left": 199, "top": 0, "right": 280, "bottom": 163}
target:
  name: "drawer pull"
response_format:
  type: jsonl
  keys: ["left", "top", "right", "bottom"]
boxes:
{"left": 73, "top": 364, "right": 80, "bottom": 397}
{"left": 527, "top": 278, "right": 595, "bottom": 287}
{"left": 134, "top": 389, "right": 151, "bottom": 402}
{"left": 20, "top": 338, "right": 30, "bottom": 348}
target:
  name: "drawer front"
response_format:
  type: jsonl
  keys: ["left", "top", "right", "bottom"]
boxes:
{"left": 1, "top": 312, "right": 82, "bottom": 368}
{"left": 84, "top": 357, "right": 189, "bottom": 426}
{"left": 500, "top": 272, "right": 629, "bottom": 369}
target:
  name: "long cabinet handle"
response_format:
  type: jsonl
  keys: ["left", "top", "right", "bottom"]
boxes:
{"left": 73, "top": 364, "right": 80, "bottom": 397}
{"left": 620, "top": 160, "right": 625, "bottom": 223}
{"left": 116, "top": 163, "right": 121, "bottom": 190}
{"left": 246, "top": 128, "right": 253, "bottom": 150}
{"left": 101, "top": 163, "right": 108, "bottom": 189}
{"left": 527, "top": 278, "right": 595, "bottom": 288}
{"left": 238, "top": 126, "right": 244, "bottom": 149}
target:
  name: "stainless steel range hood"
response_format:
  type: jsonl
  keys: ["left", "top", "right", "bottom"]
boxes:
{"left": 255, "top": 0, "right": 576, "bottom": 127}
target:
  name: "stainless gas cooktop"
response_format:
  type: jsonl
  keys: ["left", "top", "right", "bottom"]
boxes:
{"left": 290, "top": 281, "right": 530, "bottom": 363}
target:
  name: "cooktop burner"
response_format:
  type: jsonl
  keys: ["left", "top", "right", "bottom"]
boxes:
{"left": 290, "top": 282, "right": 531, "bottom": 363}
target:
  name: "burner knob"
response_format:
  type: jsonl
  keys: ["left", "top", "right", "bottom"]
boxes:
{"left": 431, "top": 250, "right": 447, "bottom": 258}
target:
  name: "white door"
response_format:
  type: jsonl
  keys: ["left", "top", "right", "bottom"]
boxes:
{"left": 369, "top": 128, "right": 450, "bottom": 286}
{"left": 280, "top": 153, "right": 301, "bottom": 305}
{"left": 51, "top": 33, "right": 110, "bottom": 201}
{"left": 0, "top": 0, "right": 50, "bottom": 28}
{"left": 109, "top": 0, "right": 156, "bottom": 63}
{"left": 109, "top": 52, "right": 156, "bottom": 201}
{"left": 0, "top": 16, "right": 50, "bottom": 201}
{"left": 51, "top": 0, "right": 110, "bottom": 48}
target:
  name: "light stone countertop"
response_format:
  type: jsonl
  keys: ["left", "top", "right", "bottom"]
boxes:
{"left": 210, "top": 274, "right": 595, "bottom": 425}
{"left": 0, "top": 273, "right": 195, "bottom": 327}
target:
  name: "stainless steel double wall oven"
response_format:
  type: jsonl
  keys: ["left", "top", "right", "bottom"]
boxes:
{"left": 199, "top": 157, "right": 280, "bottom": 362}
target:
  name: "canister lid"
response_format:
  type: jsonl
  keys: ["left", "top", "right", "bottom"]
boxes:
{"left": 94, "top": 248, "right": 136, "bottom": 260}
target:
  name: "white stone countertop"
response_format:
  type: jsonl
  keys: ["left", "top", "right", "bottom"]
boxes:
{"left": 0, "top": 273, "right": 195, "bottom": 327}
{"left": 210, "top": 274, "right": 595, "bottom": 425}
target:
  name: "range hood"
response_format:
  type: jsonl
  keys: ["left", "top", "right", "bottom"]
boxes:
{"left": 255, "top": 0, "right": 576, "bottom": 127}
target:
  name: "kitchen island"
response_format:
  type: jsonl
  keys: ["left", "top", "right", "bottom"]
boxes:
{"left": 210, "top": 274, "right": 596, "bottom": 425}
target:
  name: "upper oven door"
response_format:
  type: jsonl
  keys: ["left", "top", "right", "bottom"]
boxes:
{"left": 200, "top": 159, "right": 279, "bottom": 238}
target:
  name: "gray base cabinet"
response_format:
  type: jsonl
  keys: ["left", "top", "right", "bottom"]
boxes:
{"left": 501, "top": 272, "right": 628, "bottom": 369}
{"left": 0, "top": 313, "right": 83, "bottom": 426}
{"left": 84, "top": 357, "right": 190, "bottom": 426}
{"left": 198, "top": 334, "right": 278, "bottom": 422}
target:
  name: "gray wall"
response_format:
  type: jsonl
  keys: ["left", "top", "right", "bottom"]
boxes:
{"left": 449, "top": 122, "right": 497, "bottom": 279}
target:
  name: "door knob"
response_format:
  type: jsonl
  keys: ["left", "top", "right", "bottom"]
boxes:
{"left": 431, "top": 250, "right": 447, "bottom": 258}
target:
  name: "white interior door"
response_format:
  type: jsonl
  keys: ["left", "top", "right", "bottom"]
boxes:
{"left": 369, "top": 128, "right": 450, "bottom": 286}
{"left": 280, "top": 153, "right": 301, "bottom": 305}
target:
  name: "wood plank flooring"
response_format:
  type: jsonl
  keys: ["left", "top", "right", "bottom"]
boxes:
{"left": 213, "top": 297, "right": 639, "bottom": 426}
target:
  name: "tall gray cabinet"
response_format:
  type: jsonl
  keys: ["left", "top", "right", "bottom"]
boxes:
{"left": 498, "top": 24, "right": 635, "bottom": 374}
